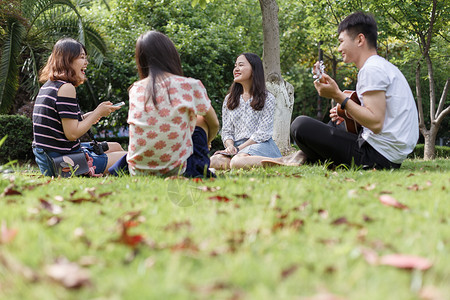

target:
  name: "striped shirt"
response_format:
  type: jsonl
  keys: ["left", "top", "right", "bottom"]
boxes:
{"left": 32, "top": 80, "right": 82, "bottom": 153}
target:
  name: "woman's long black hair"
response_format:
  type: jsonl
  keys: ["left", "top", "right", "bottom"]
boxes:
{"left": 135, "top": 31, "right": 183, "bottom": 107}
{"left": 226, "top": 53, "right": 267, "bottom": 111}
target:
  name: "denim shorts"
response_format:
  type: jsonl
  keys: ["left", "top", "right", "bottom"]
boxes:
{"left": 235, "top": 138, "right": 282, "bottom": 158}
{"left": 33, "top": 142, "right": 108, "bottom": 177}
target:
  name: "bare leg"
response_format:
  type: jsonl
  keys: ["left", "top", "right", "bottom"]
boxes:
{"left": 195, "top": 115, "right": 209, "bottom": 139}
{"left": 105, "top": 151, "right": 128, "bottom": 174}
{"left": 260, "top": 150, "right": 307, "bottom": 167}
{"left": 229, "top": 153, "right": 274, "bottom": 169}
{"left": 210, "top": 154, "right": 231, "bottom": 170}
{"left": 106, "top": 142, "right": 124, "bottom": 152}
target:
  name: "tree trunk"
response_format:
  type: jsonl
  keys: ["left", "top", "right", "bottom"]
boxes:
{"left": 268, "top": 80, "right": 295, "bottom": 154}
{"left": 423, "top": 127, "right": 437, "bottom": 160}
{"left": 259, "top": 0, "right": 294, "bottom": 154}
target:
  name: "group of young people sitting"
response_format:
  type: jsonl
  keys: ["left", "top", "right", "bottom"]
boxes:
{"left": 32, "top": 12, "right": 419, "bottom": 178}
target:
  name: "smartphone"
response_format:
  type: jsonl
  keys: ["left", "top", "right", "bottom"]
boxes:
{"left": 113, "top": 101, "right": 125, "bottom": 107}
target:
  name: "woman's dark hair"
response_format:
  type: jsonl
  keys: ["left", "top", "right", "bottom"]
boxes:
{"left": 135, "top": 30, "right": 183, "bottom": 107}
{"left": 39, "top": 38, "right": 87, "bottom": 86}
{"left": 338, "top": 11, "right": 378, "bottom": 50}
{"left": 227, "top": 53, "right": 267, "bottom": 111}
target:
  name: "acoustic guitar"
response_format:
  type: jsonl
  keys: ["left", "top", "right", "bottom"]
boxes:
{"left": 336, "top": 90, "right": 362, "bottom": 134}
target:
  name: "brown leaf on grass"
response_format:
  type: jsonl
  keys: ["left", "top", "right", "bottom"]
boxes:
{"left": 407, "top": 173, "right": 415, "bottom": 177}
{"left": 331, "top": 217, "right": 348, "bottom": 225}
{"left": 198, "top": 186, "right": 221, "bottom": 192}
{"left": 318, "top": 209, "right": 328, "bottom": 219}
{"left": 1, "top": 221, "right": 17, "bottom": 244}
{"left": 39, "top": 199, "right": 63, "bottom": 214}
{"left": 291, "top": 219, "right": 304, "bottom": 230}
{"left": 281, "top": 264, "right": 298, "bottom": 279}
{"left": 45, "top": 258, "right": 91, "bottom": 289}
{"left": 292, "top": 201, "right": 310, "bottom": 211}
{"left": 163, "top": 220, "right": 191, "bottom": 232}
{"left": 363, "top": 214, "right": 374, "bottom": 222}
{"left": 171, "top": 237, "right": 199, "bottom": 253}
{"left": 208, "top": 195, "right": 232, "bottom": 202}
{"left": 407, "top": 184, "right": 421, "bottom": 191}
{"left": 1, "top": 185, "right": 22, "bottom": 197}
{"left": 344, "top": 177, "right": 356, "bottom": 182}
{"left": 234, "top": 193, "right": 250, "bottom": 199}
{"left": 361, "top": 183, "right": 376, "bottom": 191}
{"left": 379, "top": 194, "right": 409, "bottom": 210}
{"left": 379, "top": 254, "right": 432, "bottom": 270}
{"left": 362, "top": 248, "right": 432, "bottom": 271}
{"left": 69, "top": 197, "right": 97, "bottom": 204}
{"left": 114, "top": 211, "right": 145, "bottom": 248}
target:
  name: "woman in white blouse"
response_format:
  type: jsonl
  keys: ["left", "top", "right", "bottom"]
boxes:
{"left": 210, "top": 53, "right": 282, "bottom": 170}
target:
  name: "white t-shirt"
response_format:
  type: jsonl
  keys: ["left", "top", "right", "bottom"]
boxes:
{"left": 357, "top": 55, "right": 419, "bottom": 164}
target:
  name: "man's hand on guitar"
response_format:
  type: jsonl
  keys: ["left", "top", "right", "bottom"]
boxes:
{"left": 314, "top": 73, "right": 345, "bottom": 102}
{"left": 330, "top": 106, "right": 345, "bottom": 125}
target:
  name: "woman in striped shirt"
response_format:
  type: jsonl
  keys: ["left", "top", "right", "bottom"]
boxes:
{"left": 32, "top": 38, "right": 127, "bottom": 176}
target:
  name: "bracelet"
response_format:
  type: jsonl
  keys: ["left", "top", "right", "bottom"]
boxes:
{"left": 341, "top": 97, "right": 350, "bottom": 110}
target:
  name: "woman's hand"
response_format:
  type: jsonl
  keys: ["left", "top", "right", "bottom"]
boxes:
{"left": 224, "top": 145, "right": 238, "bottom": 155}
{"left": 94, "top": 101, "right": 121, "bottom": 118}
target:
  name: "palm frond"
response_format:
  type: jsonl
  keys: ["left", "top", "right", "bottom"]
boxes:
{"left": 0, "top": 18, "right": 25, "bottom": 113}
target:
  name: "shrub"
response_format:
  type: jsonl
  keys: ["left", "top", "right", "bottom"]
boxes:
{"left": 0, "top": 115, "right": 33, "bottom": 163}
{"left": 408, "top": 144, "right": 450, "bottom": 159}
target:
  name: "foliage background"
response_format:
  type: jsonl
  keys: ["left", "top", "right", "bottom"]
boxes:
{"left": 1, "top": 0, "right": 449, "bottom": 143}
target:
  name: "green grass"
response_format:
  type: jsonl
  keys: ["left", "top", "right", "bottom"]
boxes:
{"left": 0, "top": 159, "right": 449, "bottom": 300}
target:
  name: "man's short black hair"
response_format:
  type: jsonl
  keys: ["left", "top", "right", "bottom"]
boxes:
{"left": 338, "top": 11, "right": 378, "bottom": 50}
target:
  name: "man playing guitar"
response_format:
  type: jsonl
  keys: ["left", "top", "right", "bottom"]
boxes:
{"left": 289, "top": 12, "right": 419, "bottom": 169}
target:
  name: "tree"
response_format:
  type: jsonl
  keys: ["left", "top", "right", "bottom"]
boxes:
{"left": 195, "top": 0, "right": 294, "bottom": 154}
{"left": 374, "top": 0, "right": 449, "bottom": 159}
{"left": 0, "top": 0, "right": 107, "bottom": 113}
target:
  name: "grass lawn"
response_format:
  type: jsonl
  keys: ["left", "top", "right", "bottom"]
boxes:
{"left": 0, "top": 159, "right": 449, "bottom": 300}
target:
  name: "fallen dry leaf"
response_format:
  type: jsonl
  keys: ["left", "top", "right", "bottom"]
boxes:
{"left": 45, "top": 258, "right": 91, "bottom": 289}
{"left": 208, "top": 195, "right": 232, "bottom": 202}
{"left": 281, "top": 264, "right": 298, "bottom": 279}
{"left": 1, "top": 221, "right": 17, "bottom": 244}
{"left": 39, "top": 199, "right": 63, "bottom": 214}
{"left": 318, "top": 209, "right": 328, "bottom": 219}
{"left": 407, "top": 184, "right": 421, "bottom": 191}
{"left": 234, "top": 193, "right": 250, "bottom": 199}
{"left": 1, "top": 184, "right": 22, "bottom": 197}
{"left": 171, "top": 237, "right": 199, "bottom": 252}
{"left": 379, "top": 194, "right": 409, "bottom": 210}
{"left": 114, "top": 211, "right": 145, "bottom": 248}
{"left": 362, "top": 183, "right": 377, "bottom": 191}
{"left": 331, "top": 217, "right": 348, "bottom": 225}
{"left": 379, "top": 254, "right": 432, "bottom": 270}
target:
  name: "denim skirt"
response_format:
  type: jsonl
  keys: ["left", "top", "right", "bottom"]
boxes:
{"left": 235, "top": 138, "right": 282, "bottom": 158}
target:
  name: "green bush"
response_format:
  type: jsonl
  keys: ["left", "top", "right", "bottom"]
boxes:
{"left": 408, "top": 144, "right": 450, "bottom": 159}
{"left": 0, "top": 115, "right": 33, "bottom": 163}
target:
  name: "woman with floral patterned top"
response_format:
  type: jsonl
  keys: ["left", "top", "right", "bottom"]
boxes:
{"left": 126, "top": 31, "right": 219, "bottom": 177}
{"left": 210, "top": 53, "right": 282, "bottom": 170}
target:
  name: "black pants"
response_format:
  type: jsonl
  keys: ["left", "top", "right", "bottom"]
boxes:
{"left": 290, "top": 116, "right": 401, "bottom": 170}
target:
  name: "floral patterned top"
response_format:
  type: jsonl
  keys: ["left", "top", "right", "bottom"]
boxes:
{"left": 221, "top": 92, "right": 276, "bottom": 144}
{"left": 127, "top": 75, "right": 211, "bottom": 176}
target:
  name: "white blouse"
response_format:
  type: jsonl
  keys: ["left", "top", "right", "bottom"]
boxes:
{"left": 221, "top": 92, "right": 276, "bottom": 144}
